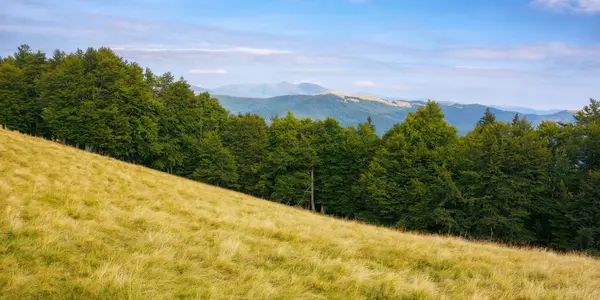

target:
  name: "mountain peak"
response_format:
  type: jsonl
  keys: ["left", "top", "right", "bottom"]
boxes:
{"left": 210, "top": 82, "right": 328, "bottom": 98}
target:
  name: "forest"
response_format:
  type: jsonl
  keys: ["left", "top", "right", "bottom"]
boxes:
{"left": 1, "top": 45, "right": 599, "bottom": 253}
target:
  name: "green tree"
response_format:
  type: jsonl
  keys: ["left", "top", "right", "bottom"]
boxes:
{"left": 222, "top": 113, "right": 269, "bottom": 196}
{"left": 361, "top": 101, "right": 461, "bottom": 233}
{"left": 312, "top": 117, "right": 348, "bottom": 214}
{"left": 568, "top": 99, "right": 600, "bottom": 251}
{"left": 346, "top": 118, "right": 382, "bottom": 218}
{"left": 0, "top": 45, "right": 48, "bottom": 136}
{"left": 314, "top": 117, "right": 381, "bottom": 217}
{"left": 263, "top": 112, "right": 318, "bottom": 209}
{"left": 529, "top": 121, "right": 577, "bottom": 249}
{"left": 39, "top": 49, "right": 87, "bottom": 145}
{"left": 40, "top": 47, "right": 160, "bottom": 161}
{"left": 151, "top": 74, "right": 202, "bottom": 175}
{"left": 455, "top": 112, "right": 552, "bottom": 243}
{"left": 191, "top": 131, "right": 238, "bottom": 188}
{"left": 0, "top": 56, "right": 22, "bottom": 130}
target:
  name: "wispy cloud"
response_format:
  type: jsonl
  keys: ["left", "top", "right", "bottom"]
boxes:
{"left": 229, "top": 47, "right": 291, "bottom": 55}
{"left": 531, "top": 0, "right": 600, "bottom": 13}
{"left": 112, "top": 46, "right": 291, "bottom": 55}
{"left": 189, "top": 69, "right": 227, "bottom": 74}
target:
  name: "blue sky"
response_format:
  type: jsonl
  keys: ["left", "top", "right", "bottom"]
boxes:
{"left": 2, "top": 0, "right": 599, "bottom": 109}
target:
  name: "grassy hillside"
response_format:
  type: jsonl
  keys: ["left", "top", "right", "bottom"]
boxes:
{"left": 1, "top": 129, "right": 599, "bottom": 299}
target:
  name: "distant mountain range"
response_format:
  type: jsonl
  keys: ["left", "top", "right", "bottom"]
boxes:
{"left": 190, "top": 82, "right": 574, "bottom": 134}
{"left": 489, "top": 105, "right": 566, "bottom": 116}
{"left": 190, "top": 85, "right": 208, "bottom": 93}
{"left": 192, "top": 82, "right": 327, "bottom": 98}
{"left": 213, "top": 92, "right": 575, "bottom": 135}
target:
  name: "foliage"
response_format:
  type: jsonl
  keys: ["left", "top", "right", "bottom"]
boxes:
{"left": 361, "top": 101, "right": 461, "bottom": 233}
{"left": 222, "top": 113, "right": 269, "bottom": 196}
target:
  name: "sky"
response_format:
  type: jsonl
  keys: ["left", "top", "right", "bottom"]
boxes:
{"left": 1, "top": 0, "right": 599, "bottom": 109}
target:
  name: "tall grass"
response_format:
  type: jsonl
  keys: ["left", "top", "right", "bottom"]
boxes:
{"left": 1, "top": 128, "right": 599, "bottom": 299}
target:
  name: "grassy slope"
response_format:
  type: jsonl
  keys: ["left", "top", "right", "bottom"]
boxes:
{"left": 1, "top": 129, "right": 599, "bottom": 300}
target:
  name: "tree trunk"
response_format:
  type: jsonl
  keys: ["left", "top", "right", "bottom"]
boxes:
{"left": 310, "top": 166, "right": 316, "bottom": 212}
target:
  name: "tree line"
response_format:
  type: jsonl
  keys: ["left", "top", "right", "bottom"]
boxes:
{"left": 1, "top": 45, "right": 599, "bottom": 253}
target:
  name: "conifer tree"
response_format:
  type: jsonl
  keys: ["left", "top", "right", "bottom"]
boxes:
{"left": 455, "top": 112, "right": 552, "bottom": 243}
{"left": 568, "top": 99, "right": 600, "bottom": 251}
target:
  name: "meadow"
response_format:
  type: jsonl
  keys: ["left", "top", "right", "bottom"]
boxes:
{"left": 1, "top": 128, "right": 600, "bottom": 299}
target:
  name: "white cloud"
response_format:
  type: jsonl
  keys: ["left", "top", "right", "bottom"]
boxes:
{"left": 353, "top": 80, "right": 377, "bottom": 87}
{"left": 189, "top": 69, "right": 227, "bottom": 74}
{"left": 229, "top": 47, "right": 291, "bottom": 55}
{"left": 531, "top": 0, "right": 600, "bottom": 13}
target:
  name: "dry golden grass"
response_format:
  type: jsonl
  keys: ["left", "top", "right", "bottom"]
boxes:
{"left": 1, "top": 128, "right": 600, "bottom": 299}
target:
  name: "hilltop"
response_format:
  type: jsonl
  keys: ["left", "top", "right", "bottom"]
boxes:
{"left": 1, "top": 128, "right": 599, "bottom": 299}
{"left": 319, "top": 91, "right": 412, "bottom": 107}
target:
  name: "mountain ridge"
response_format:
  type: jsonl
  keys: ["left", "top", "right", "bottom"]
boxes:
{"left": 214, "top": 94, "right": 575, "bottom": 135}
{"left": 489, "top": 104, "right": 573, "bottom": 115}
{"left": 205, "top": 82, "right": 328, "bottom": 98}
{"left": 320, "top": 91, "right": 412, "bottom": 107}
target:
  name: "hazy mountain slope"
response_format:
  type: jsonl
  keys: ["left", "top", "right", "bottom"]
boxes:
{"left": 190, "top": 85, "right": 208, "bottom": 93}
{"left": 216, "top": 95, "right": 575, "bottom": 134}
{"left": 490, "top": 105, "right": 567, "bottom": 115}
{"left": 216, "top": 94, "right": 414, "bottom": 132}
{"left": 1, "top": 128, "right": 600, "bottom": 299}
{"left": 209, "top": 82, "right": 327, "bottom": 98}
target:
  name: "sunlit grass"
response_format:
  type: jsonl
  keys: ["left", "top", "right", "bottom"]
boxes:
{"left": 1, "top": 128, "right": 599, "bottom": 299}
